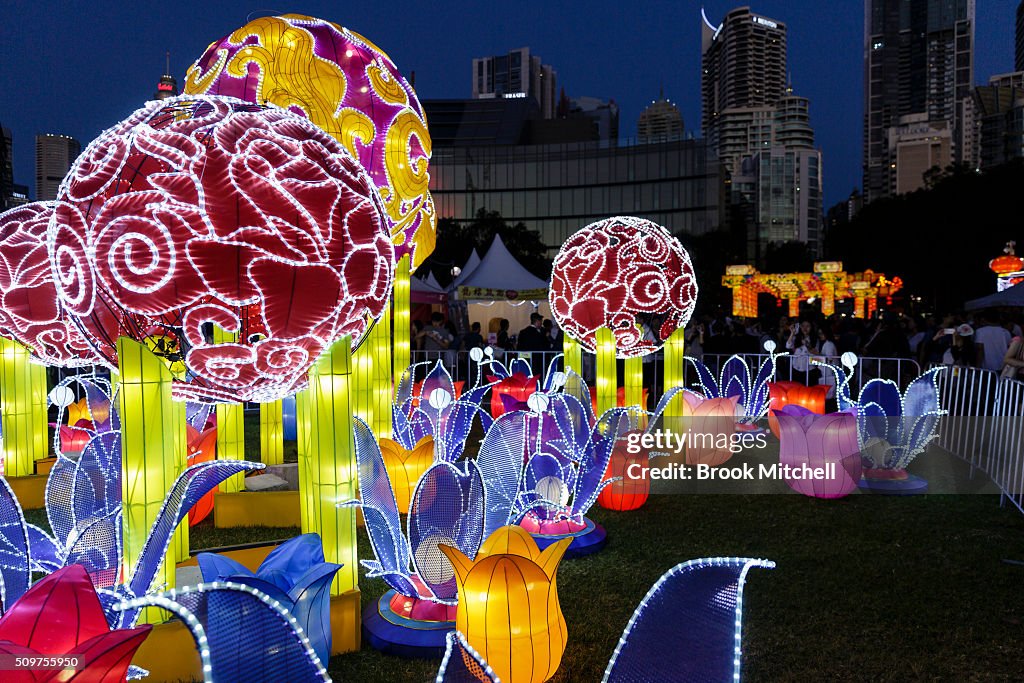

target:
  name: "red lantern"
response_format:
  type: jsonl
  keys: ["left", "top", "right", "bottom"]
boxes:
{"left": 767, "top": 381, "right": 828, "bottom": 439}
{"left": 588, "top": 386, "right": 650, "bottom": 414}
{"left": 598, "top": 430, "right": 650, "bottom": 511}
{"left": 488, "top": 373, "right": 538, "bottom": 417}
{"left": 186, "top": 424, "right": 218, "bottom": 525}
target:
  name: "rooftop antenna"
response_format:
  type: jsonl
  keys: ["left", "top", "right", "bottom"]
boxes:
{"left": 165, "top": 51, "right": 171, "bottom": 77}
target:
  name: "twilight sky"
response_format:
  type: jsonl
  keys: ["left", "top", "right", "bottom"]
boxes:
{"left": 0, "top": 1, "right": 1016, "bottom": 208}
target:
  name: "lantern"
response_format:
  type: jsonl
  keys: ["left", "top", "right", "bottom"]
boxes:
{"left": 767, "top": 382, "right": 828, "bottom": 438}
{"left": 775, "top": 407, "right": 862, "bottom": 499}
{"left": 48, "top": 95, "right": 393, "bottom": 404}
{"left": 549, "top": 217, "right": 697, "bottom": 358}
{"left": 597, "top": 430, "right": 650, "bottom": 511}
{"left": 680, "top": 393, "right": 739, "bottom": 467}
{"left": 379, "top": 435, "right": 434, "bottom": 514}
{"left": 186, "top": 424, "right": 219, "bottom": 525}
{"left": 440, "top": 531, "right": 571, "bottom": 683}
{"left": 184, "top": 14, "right": 435, "bottom": 269}
{"left": 488, "top": 372, "right": 538, "bottom": 418}
{"left": 588, "top": 385, "right": 651, "bottom": 415}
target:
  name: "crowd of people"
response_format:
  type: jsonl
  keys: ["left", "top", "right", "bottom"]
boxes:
{"left": 683, "top": 310, "right": 1024, "bottom": 377}
{"left": 412, "top": 312, "right": 563, "bottom": 355}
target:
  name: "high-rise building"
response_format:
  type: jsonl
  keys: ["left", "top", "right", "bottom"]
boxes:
{"left": 1016, "top": 1, "right": 1024, "bottom": 72}
{"left": 154, "top": 51, "right": 178, "bottom": 101}
{"left": 637, "top": 93, "right": 684, "bottom": 143}
{"left": 974, "top": 73, "right": 1024, "bottom": 169}
{"left": 701, "top": 7, "right": 821, "bottom": 261}
{"left": 701, "top": 7, "right": 787, "bottom": 144}
{"left": 35, "top": 134, "right": 81, "bottom": 201}
{"left": 1, "top": 125, "right": 30, "bottom": 209}
{"left": 863, "top": 0, "right": 975, "bottom": 202}
{"left": 472, "top": 48, "right": 557, "bottom": 119}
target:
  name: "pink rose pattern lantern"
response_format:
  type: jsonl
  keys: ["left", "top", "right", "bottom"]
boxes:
{"left": 184, "top": 14, "right": 435, "bottom": 268}
{"left": 0, "top": 202, "right": 100, "bottom": 366}
{"left": 549, "top": 216, "right": 698, "bottom": 358}
{"left": 47, "top": 95, "right": 393, "bottom": 403}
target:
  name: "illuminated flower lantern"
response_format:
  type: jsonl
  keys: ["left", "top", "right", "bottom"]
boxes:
{"left": 48, "top": 95, "right": 393, "bottom": 403}
{"left": 0, "top": 202, "right": 100, "bottom": 366}
{"left": 489, "top": 370, "right": 538, "bottom": 418}
{"left": 767, "top": 381, "right": 828, "bottom": 439}
{"left": 597, "top": 429, "right": 651, "bottom": 511}
{"left": 774, "top": 406, "right": 862, "bottom": 498}
{"left": 379, "top": 435, "right": 434, "bottom": 514}
{"left": 440, "top": 529, "right": 571, "bottom": 683}
{"left": 678, "top": 391, "right": 740, "bottom": 466}
{"left": 184, "top": 14, "right": 435, "bottom": 268}
{"left": 549, "top": 216, "right": 698, "bottom": 358}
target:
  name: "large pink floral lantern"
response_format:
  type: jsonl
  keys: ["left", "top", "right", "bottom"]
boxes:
{"left": 549, "top": 216, "right": 698, "bottom": 357}
{"left": 47, "top": 95, "right": 393, "bottom": 403}
{"left": 183, "top": 14, "right": 435, "bottom": 268}
{"left": 0, "top": 202, "right": 100, "bottom": 366}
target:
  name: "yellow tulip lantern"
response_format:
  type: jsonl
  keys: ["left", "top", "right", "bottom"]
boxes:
{"left": 440, "top": 527, "right": 571, "bottom": 683}
{"left": 379, "top": 435, "right": 434, "bottom": 514}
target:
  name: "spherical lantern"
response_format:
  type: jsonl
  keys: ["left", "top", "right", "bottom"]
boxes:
{"left": 184, "top": 14, "right": 435, "bottom": 269}
{"left": 549, "top": 216, "right": 697, "bottom": 358}
{"left": 0, "top": 202, "right": 100, "bottom": 366}
{"left": 48, "top": 95, "right": 393, "bottom": 403}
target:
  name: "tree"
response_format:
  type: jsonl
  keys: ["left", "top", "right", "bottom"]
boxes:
{"left": 419, "top": 209, "right": 552, "bottom": 285}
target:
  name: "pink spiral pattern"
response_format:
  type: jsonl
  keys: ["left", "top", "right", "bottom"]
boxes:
{"left": 48, "top": 95, "right": 393, "bottom": 403}
{"left": 549, "top": 216, "right": 698, "bottom": 358}
{"left": 0, "top": 202, "right": 101, "bottom": 366}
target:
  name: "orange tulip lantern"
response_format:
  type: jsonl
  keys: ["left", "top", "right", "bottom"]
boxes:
{"left": 598, "top": 430, "right": 651, "bottom": 511}
{"left": 186, "top": 424, "right": 219, "bottom": 525}
{"left": 379, "top": 435, "right": 435, "bottom": 514}
{"left": 441, "top": 528, "right": 571, "bottom": 683}
{"left": 489, "top": 372, "right": 539, "bottom": 418}
{"left": 767, "top": 381, "right": 828, "bottom": 439}
{"left": 679, "top": 392, "right": 740, "bottom": 467}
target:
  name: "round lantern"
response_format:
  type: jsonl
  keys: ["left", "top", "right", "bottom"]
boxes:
{"left": 598, "top": 430, "right": 650, "bottom": 511}
{"left": 0, "top": 202, "right": 100, "bottom": 366}
{"left": 184, "top": 14, "right": 435, "bottom": 269}
{"left": 549, "top": 216, "right": 697, "bottom": 358}
{"left": 48, "top": 95, "right": 393, "bottom": 403}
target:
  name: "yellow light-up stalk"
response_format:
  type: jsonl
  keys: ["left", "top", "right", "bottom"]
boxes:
{"left": 624, "top": 354, "right": 643, "bottom": 418}
{"left": 117, "top": 337, "right": 185, "bottom": 622}
{"left": 295, "top": 387, "right": 313, "bottom": 530}
{"left": 352, "top": 308, "right": 392, "bottom": 440}
{"left": 260, "top": 400, "right": 284, "bottom": 466}
{"left": 562, "top": 335, "right": 582, "bottom": 377}
{"left": 662, "top": 327, "right": 687, "bottom": 422}
{"left": 595, "top": 327, "right": 617, "bottom": 415}
{"left": 392, "top": 254, "right": 411, "bottom": 383}
{"left": 0, "top": 337, "right": 48, "bottom": 477}
{"left": 302, "top": 337, "right": 359, "bottom": 597}
{"left": 212, "top": 326, "right": 245, "bottom": 492}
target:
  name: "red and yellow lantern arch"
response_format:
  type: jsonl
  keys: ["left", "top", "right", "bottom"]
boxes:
{"left": 722, "top": 262, "right": 902, "bottom": 318}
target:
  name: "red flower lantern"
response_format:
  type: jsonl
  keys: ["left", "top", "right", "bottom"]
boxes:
{"left": 186, "top": 424, "right": 219, "bottom": 525}
{"left": 767, "top": 381, "right": 828, "bottom": 439}
{"left": 588, "top": 385, "right": 650, "bottom": 414}
{"left": 48, "top": 95, "right": 393, "bottom": 403}
{"left": 597, "top": 430, "right": 650, "bottom": 511}
{"left": 488, "top": 372, "right": 539, "bottom": 418}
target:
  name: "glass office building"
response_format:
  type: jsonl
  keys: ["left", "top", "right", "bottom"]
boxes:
{"left": 428, "top": 138, "right": 722, "bottom": 251}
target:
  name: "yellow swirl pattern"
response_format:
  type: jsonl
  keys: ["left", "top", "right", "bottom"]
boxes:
{"left": 367, "top": 63, "right": 408, "bottom": 107}
{"left": 185, "top": 47, "right": 229, "bottom": 94}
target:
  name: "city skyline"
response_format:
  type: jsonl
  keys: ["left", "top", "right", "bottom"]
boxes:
{"left": 0, "top": 0, "right": 1015, "bottom": 209}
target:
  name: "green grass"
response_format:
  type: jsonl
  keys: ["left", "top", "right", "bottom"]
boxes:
{"left": 323, "top": 492, "right": 1024, "bottom": 682}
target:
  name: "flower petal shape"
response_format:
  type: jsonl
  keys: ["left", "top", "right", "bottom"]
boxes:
{"left": 0, "top": 566, "right": 110, "bottom": 651}
{"left": 0, "top": 477, "right": 31, "bottom": 613}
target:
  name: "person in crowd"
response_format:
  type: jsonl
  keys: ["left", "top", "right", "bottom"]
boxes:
{"left": 941, "top": 323, "right": 975, "bottom": 367}
{"left": 496, "top": 319, "right": 511, "bottom": 351}
{"left": 549, "top": 319, "right": 564, "bottom": 351}
{"left": 462, "top": 322, "right": 484, "bottom": 352}
{"left": 516, "top": 312, "right": 549, "bottom": 352}
{"left": 816, "top": 326, "right": 839, "bottom": 400}
{"left": 416, "top": 312, "right": 453, "bottom": 354}
{"left": 412, "top": 319, "right": 424, "bottom": 351}
{"left": 974, "top": 312, "right": 1012, "bottom": 372}
{"left": 1001, "top": 330, "right": 1024, "bottom": 379}
{"left": 786, "top": 319, "right": 818, "bottom": 383}
{"left": 862, "top": 315, "right": 910, "bottom": 358}
{"left": 686, "top": 321, "right": 705, "bottom": 361}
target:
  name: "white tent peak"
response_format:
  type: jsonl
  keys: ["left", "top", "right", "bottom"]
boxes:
{"left": 451, "top": 249, "right": 482, "bottom": 289}
{"left": 457, "top": 234, "right": 549, "bottom": 293}
{"left": 412, "top": 270, "right": 446, "bottom": 294}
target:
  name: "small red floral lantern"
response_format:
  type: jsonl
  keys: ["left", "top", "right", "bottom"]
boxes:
{"left": 767, "top": 381, "right": 828, "bottom": 439}
{"left": 488, "top": 372, "right": 538, "bottom": 418}
{"left": 598, "top": 430, "right": 650, "bottom": 511}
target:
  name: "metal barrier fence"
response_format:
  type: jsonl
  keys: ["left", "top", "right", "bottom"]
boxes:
{"left": 408, "top": 349, "right": 923, "bottom": 406}
{"left": 935, "top": 366, "right": 1024, "bottom": 514}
